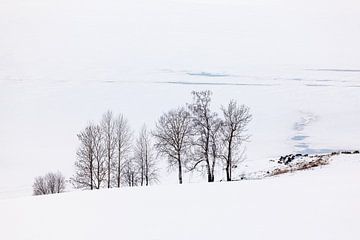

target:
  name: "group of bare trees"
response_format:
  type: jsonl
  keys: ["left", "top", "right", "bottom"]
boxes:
{"left": 31, "top": 90, "right": 251, "bottom": 196}
{"left": 153, "top": 90, "right": 252, "bottom": 183}
{"left": 71, "top": 112, "right": 158, "bottom": 190}
{"left": 33, "top": 172, "right": 66, "bottom": 195}
{"left": 71, "top": 90, "right": 251, "bottom": 190}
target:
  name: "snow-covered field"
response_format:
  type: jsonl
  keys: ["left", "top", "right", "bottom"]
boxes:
{"left": 1, "top": 0, "right": 360, "bottom": 199}
{"left": 1, "top": 154, "right": 359, "bottom": 240}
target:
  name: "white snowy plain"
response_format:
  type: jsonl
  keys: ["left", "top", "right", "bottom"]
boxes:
{"left": 1, "top": 0, "right": 360, "bottom": 198}
{"left": 0, "top": 154, "right": 359, "bottom": 240}
{"left": 1, "top": 0, "right": 359, "bottom": 238}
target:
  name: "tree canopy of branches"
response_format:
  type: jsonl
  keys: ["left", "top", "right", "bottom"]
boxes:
{"left": 153, "top": 107, "right": 192, "bottom": 184}
{"left": 187, "top": 90, "right": 221, "bottom": 182}
{"left": 101, "top": 111, "right": 117, "bottom": 188}
{"left": 92, "top": 124, "right": 107, "bottom": 189}
{"left": 220, "top": 100, "right": 252, "bottom": 181}
{"left": 122, "top": 157, "right": 139, "bottom": 187}
{"left": 114, "top": 114, "right": 132, "bottom": 187}
{"left": 72, "top": 123, "right": 107, "bottom": 189}
{"left": 135, "top": 125, "right": 158, "bottom": 186}
{"left": 33, "top": 171, "right": 66, "bottom": 195}
{"left": 72, "top": 124, "right": 96, "bottom": 190}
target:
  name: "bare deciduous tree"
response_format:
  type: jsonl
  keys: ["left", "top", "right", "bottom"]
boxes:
{"left": 92, "top": 124, "right": 107, "bottom": 189}
{"left": 187, "top": 90, "right": 220, "bottom": 182}
{"left": 153, "top": 107, "right": 192, "bottom": 184}
{"left": 72, "top": 123, "right": 107, "bottom": 189}
{"left": 114, "top": 114, "right": 132, "bottom": 187}
{"left": 220, "top": 100, "right": 252, "bottom": 181}
{"left": 209, "top": 117, "right": 223, "bottom": 182}
{"left": 101, "top": 111, "right": 116, "bottom": 188}
{"left": 135, "top": 125, "right": 158, "bottom": 186}
{"left": 72, "top": 124, "right": 96, "bottom": 190}
{"left": 33, "top": 171, "right": 66, "bottom": 195}
{"left": 122, "top": 157, "right": 139, "bottom": 187}
{"left": 33, "top": 176, "right": 48, "bottom": 195}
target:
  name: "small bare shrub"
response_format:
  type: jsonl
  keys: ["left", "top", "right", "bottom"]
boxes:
{"left": 33, "top": 171, "right": 66, "bottom": 195}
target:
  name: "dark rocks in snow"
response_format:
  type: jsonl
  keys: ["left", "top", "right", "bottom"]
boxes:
{"left": 278, "top": 154, "right": 296, "bottom": 165}
{"left": 272, "top": 155, "right": 331, "bottom": 177}
{"left": 278, "top": 151, "right": 358, "bottom": 166}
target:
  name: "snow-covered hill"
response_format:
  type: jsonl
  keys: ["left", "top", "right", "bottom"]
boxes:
{"left": 1, "top": 154, "right": 359, "bottom": 240}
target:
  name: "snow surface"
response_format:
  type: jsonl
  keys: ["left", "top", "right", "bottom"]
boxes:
{"left": 1, "top": 0, "right": 360, "bottom": 198}
{"left": 0, "top": 154, "right": 359, "bottom": 240}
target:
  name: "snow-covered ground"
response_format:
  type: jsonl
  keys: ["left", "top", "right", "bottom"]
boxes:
{"left": 1, "top": 154, "right": 359, "bottom": 240}
{"left": 1, "top": 0, "right": 360, "bottom": 198}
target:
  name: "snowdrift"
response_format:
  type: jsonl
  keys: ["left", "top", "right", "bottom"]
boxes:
{"left": 1, "top": 154, "right": 359, "bottom": 240}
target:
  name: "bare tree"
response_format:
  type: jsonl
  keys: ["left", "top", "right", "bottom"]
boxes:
{"left": 101, "top": 111, "right": 117, "bottom": 188}
{"left": 54, "top": 172, "right": 66, "bottom": 193}
{"left": 122, "top": 157, "right": 139, "bottom": 187}
{"left": 187, "top": 90, "right": 220, "bottom": 182}
{"left": 92, "top": 124, "right": 107, "bottom": 189}
{"left": 33, "top": 176, "right": 48, "bottom": 195}
{"left": 46, "top": 172, "right": 66, "bottom": 193}
{"left": 72, "top": 124, "right": 96, "bottom": 190}
{"left": 153, "top": 107, "right": 192, "bottom": 184}
{"left": 220, "top": 100, "right": 252, "bottom": 181}
{"left": 72, "top": 123, "right": 107, "bottom": 189}
{"left": 33, "top": 171, "right": 66, "bottom": 195}
{"left": 114, "top": 114, "right": 132, "bottom": 187}
{"left": 209, "top": 117, "right": 223, "bottom": 182}
{"left": 134, "top": 125, "right": 158, "bottom": 186}
{"left": 72, "top": 111, "right": 132, "bottom": 190}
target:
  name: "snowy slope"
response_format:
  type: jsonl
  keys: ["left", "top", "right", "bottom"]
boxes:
{"left": 1, "top": 0, "right": 360, "bottom": 198}
{"left": 0, "top": 154, "right": 359, "bottom": 240}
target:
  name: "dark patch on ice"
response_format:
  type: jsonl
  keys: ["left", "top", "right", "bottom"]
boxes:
{"left": 306, "top": 68, "right": 360, "bottom": 72}
{"left": 291, "top": 112, "right": 328, "bottom": 154}
{"left": 293, "top": 122, "right": 308, "bottom": 132}
{"left": 295, "top": 143, "right": 309, "bottom": 149}
{"left": 159, "top": 81, "right": 276, "bottom": 86}
{"left": 160, "top": 69, "right": 176, "bottom": 73}
{"left": 103, "top": 80, "right": 116, "bottom": 83}
{"left": 186, "top": 72, "right": 231, "bottom": 77}
{"left": 295, "top": 143, "right": 335, "bottom": 155}
{"left": 293, "top": 113, "right": 317, "bottom": 131}
{"left": 291, "top": 135, "right": 309, "bottom": 141}
{"left": 346, "top": 85, "right": 360, "bottom": 88}
{"left": 305, "top": 84, "right": 333, "bottom": 87}
{"left": 314, "top": 79, "right": 337, "bottom": 82}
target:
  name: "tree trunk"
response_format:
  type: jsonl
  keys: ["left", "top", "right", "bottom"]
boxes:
{"left": 97, "top": 160, "right": 100, "bottom": 189}
{"left": 205, "top": 130, "right": 212, "bottom": 182}
{"left": 145, "top": 145, "right": 149, "bottom": 186}
{"left": 226, "top": 131, "right": 234, "bottom": 181}
{"left": 90, "top": 155, "right": 93, "bottom": 190}
{"left": 140, "top": 159, "right": 144, "bottom": 186}
{"left": 117, "top": 147, "right": 121, "bottom": 188}
{"left": 226, "top": 141, "right": 232, "bottom": 181}
{"left": 178, "top": 154, "right": 183, "bottom": 184}
{"left": 107, "top": 150, "right": 111, "bottom": 188}
{"left": 206, "top": 161, "right": 212, "bottom": 182}
{"left": 210, "top": 156, "right": 215, "bottom": 182}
